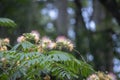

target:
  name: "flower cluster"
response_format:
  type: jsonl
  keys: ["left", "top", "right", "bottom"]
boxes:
{"left": 0, "top": 38, "right": 10, "bottom": 51}
{"left": 37, "top": 36, "right": 74, "bottom": 52}
{"left": 87, "top": 72, "right": 116, "bottom": 80}
{"left": 56, "top": 36, "right": 74, "bottom": 51}
{"left": 17, "top": 30, "right": 40, "bottom": 43}
{"left": 17, "top": 31, "right": 74, "bottom": 52}
{"left": 38, "top": 36, "right": 56, "bottom": 50}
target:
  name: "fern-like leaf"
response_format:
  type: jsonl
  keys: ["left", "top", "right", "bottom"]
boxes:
{"left": 0, "top": 18, "right": 16, "bottom": 27}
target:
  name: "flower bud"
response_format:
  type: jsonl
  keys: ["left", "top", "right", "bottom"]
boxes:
{"left": 3, "top": 38, "right": 10, "bottom": 44}
{"left": 17, "top": 36, "right": 26, "bottom": 42}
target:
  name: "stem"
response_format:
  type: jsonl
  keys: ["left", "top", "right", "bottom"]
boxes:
{"left": 73, "top": 49, "right": 87, "bottom": 63}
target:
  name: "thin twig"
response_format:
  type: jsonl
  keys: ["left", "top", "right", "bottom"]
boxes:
{"left": 73, "top": 49, "right": 87, "bottom": 63}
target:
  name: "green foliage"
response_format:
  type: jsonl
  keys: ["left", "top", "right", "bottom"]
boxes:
{"left": 0, "top": 40, "right": 94, "bottom": 80}
{"left": 0, "top": 31, "right": 94, "bottom": 80}
{"left": 0, "top": 18, "right": 16, "bottom": 27}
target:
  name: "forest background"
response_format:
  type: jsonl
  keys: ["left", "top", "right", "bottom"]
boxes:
{"left": 0, "top": 0, "right": 120, "bottom": 79}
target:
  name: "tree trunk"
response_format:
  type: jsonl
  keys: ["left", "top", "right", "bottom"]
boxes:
{"left": 99, "top": 0, "right": 120, "bottom": 25}
{"left": 55, "top": 0, "right": 69, "bottom": 36}
{"left": 74, "top": 0, "right": 90, "bottom": 61}
{"left": 91, "top": 0, "right": 114, "bottom": 72}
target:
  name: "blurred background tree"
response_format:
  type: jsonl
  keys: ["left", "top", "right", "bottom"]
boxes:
{"left": 0, "top": 0, "right": 120, "bottom": 79}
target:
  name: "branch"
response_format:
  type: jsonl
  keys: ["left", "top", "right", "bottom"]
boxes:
{"left": 99, "top": 0, "right": 120, "bottom": 25}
